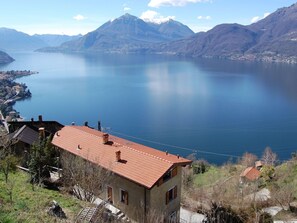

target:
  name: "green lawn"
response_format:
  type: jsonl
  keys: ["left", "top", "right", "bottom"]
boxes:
{"left": 0, "top": 170, "right": 86, "bottom": 223}
{"left": 193, "top": 165, "right": 238, "bottom": 187}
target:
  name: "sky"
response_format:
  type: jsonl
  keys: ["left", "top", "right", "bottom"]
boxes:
{"left": 1, "top": 0, "right": 297, "bottom": 35}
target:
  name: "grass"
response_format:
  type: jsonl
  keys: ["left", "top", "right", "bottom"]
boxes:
{"left": 188, "top": 160, "right": 297, "bottom": 222}
{"left": 0, "top": 170, "right": 87, "bottom": 223}
{"left": 193, "top": 165, "right": 240, "bottom": 188}
{"left": 274, "top": 210, "right": 297, "bottom": 221}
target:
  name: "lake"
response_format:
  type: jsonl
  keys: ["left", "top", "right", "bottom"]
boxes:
{"left": 1, "top": 52, "right": 297, "bottom": 164}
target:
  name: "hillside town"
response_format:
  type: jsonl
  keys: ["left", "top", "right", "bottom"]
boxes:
{"left": 1, "top": 1, "right": 297, "bottom": 223}
{"left": 0, "top": 70, "right": 36, "bottom": 119}
{"left": 1, "top": 115, "right": 297, "bottom": 222}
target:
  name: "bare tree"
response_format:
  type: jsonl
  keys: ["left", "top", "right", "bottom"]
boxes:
{"left": 135, "top": 207, "right": 164, "bottom": 223}
{"left": 60, "top": 150, "right": 113, "bottom": 202}
{"left": 240, "top": 152, "right": 258, "bottom": 167}
{"left": 272, "top": 184, "right": 295, "bottom": 211}
{"left": 262, "top": 147, "right": 277, "bottom": 166}
{"left": 0, "top": 132, "right": 18, "bottom": 183}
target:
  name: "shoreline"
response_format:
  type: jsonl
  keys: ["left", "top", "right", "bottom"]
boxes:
{"left": 0, "top": 70, "right": 37, "bottom": 122}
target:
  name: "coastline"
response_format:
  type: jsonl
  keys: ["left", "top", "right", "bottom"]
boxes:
{"left": 0, "top": 70, "right": 37, "bottom": 122}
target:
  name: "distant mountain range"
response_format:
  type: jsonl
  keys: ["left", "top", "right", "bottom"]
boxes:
{"left": 0, "top": 28, "right": 82, "bottom": 52}
{"left": 38, "top": 14, "right": 194, "bottom": 53}
{"left": 40, "top": 3, "right": 297, "bottom": 63}
{"left": 0, "top": 50, "right": 14, "bottom": 64}
{"left": 0, "top": 28, "right": 47, "bottom": 52}
{"left": 157, "top": 3, "right": 297, "bottom": 63}
{"left": 2, "top": 3, "right": 297, "bottom": 64}
{"left": 33, "top": 34, "right": 82, "bottom": 47}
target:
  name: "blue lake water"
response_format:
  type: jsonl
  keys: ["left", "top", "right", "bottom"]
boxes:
{"left": 1, "top": 52, "right": 297, "bottom": 164}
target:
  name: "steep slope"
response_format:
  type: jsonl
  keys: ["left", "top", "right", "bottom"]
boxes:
{"left": 0, "top": 28, "right": 48, "bottom": 52}
{"left": 34, "top": 34, "right": 82, "bottom": 47}
{"left": 247, "top": 3, "right": 297, "bottom": 57}
{"left": 160, "top": 2, "right": 297, "bottom": 63}
{"left": 148, "top": 19, "right": 194, "bottom": 40}
{"left": 39, "top": 14, "right": 194, "bottom": 53}
{"left": 0, "top": 50, "right": 14, "bottom": 64}
{"left": 57, "top": 14, "right": 167, "bottom": 53}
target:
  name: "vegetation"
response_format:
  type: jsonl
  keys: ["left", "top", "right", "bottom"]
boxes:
{"left": 182, "top": 148, "right": 297, "bottom": 222}
{"left": 0, "top": 170, "right": 87, "bottom": 223}
{"left": 27, "top": 135, "right": 57, "bottom": 185}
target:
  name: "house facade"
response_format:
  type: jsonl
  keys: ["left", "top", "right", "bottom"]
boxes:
{"left": 52, "top": 126, "right": 192, "bottom": 223}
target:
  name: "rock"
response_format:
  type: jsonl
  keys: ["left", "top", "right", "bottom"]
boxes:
{"left": 48, "top": 200, "right": 66, "bottom": 219}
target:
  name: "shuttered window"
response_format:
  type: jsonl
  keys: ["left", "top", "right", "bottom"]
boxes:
{"left": 165, "top": 186, "right": 177, "bottom": 205}
{"left": 120, "top": 189, "right": 128, "bottom": 205}
{"left": 159, "top": 166, "right": 178, "bottom": 187}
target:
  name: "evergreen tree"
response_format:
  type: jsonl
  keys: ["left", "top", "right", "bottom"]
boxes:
{"left": 27, "top": 135, "right": 56, "bottom": 185}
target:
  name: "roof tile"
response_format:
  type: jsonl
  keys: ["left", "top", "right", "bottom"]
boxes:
{"left": 52, "top": 126, "right": 192, "bottom": 188}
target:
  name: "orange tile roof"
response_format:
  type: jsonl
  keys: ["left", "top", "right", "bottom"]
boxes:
{"left": 52, "top": 126, "right": 192, "bottom": 189}
{"left": 240, "top": 167, "right": 261, "bottom": 181}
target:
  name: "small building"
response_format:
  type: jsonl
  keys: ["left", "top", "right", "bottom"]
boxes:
{"left": 240, "top": 166, "right": 261, "bottom": 183}
{"left": 255, "top": 160, "right": 263, "bottom": 170}
{"left": 52, "top": 125, "right": 192, "bottom": 223}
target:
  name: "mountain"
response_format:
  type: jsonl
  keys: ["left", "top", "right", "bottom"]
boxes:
{"left": 0, "top": 28, "right": 48, "bottom": 52}
{"left": 158, "top": 3, "right": 297, "bottom": 63}
{"left": 33, "top": 34, "right": 82, "bottom": 47}
{"left": 247, "top": 3, "right": 297, "bottom": 58}
{"left": 0, "top": 50, "right": 14, "bottom": 64}
{"left": 38, "top": 14, "right": 194, "bottom": 53}
{"left": 147, "top": 19, "right": 194, "bottom": 40}
{"left": 38, "top": 3, "right": 297, "bottom": 63}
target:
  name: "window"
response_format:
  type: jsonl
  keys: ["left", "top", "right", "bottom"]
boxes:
{"left": 120, "top": 189, "right": 128, "bottom": 205}
{"left": 158, "top": 167, "right": 178, "bottom": 186}
{"left": 107, "top": 186, "right": 113, "bottom": 204}
{"left": 165, "top": 186, "right": 177, "bottom": 205}
{"left": 168, "top": 211, "right": 177, "bottom": 223}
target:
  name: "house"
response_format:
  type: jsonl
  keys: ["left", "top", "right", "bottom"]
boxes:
{"left": 255, "top": 160, "right": 263, "bottom": 170}
{"left": 7, "top": 115, "right": 63, "bottom": 166}
{"left": 51, "top": 125, "right": 192, "bottom": 223}
{"left": 240, "top": 166, "right": 261, "bottom": 183}
{"left": 8, "top": 115, "right": 64, "bottom": 136}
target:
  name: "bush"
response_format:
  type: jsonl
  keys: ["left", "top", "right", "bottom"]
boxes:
{"left": 193, "top": 160, "right": 210, "bottom": 174}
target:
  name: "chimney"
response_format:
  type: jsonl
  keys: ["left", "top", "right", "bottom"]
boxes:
{"left": 71, "top": 122, "right": 75, "bottom": 126}
{"left": 38, "top": 115, "right": 43, "bottom": 122}
{"left": 84, "top": 121, "right": 88, "bottom": 127}
{"left": 31, "top": 118, "right": 34, "bottom": 122}
{"left": 39, "top": 127, "right": 45, "bottom": 138}
{"left": 98, "top": 121, "right": 101, "bottom": 131}
{"left": 116, "top": 150, "right": 121, "bottom": 162}
{"left": 102, "top": 133, "right": 109, "bottom": 144}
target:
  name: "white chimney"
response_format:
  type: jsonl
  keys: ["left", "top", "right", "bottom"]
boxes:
{"left": 39, "top": 127, "right": 45, "bottom": 138}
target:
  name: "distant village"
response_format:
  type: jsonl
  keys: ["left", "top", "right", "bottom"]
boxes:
{"left": 0, "top": 70, "right": 36, "bottom": 120}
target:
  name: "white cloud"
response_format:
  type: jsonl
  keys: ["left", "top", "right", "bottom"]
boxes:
{"left": 197, "top": 15, "right": 211, "bottom": 20}
{"left": 251, "top": 12, "right": 270, "bottom": 24}
{"left": 140, "top": 10, "right": 175, "bottom": 24}
{"left": 73, "top": 14, "right": 86, "bottom": 21}
{"left": 148, "top": 0, "right": 210, "bottom": 8}
{"left": 123, "top": 7, "right": 131, "bottom": 11}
